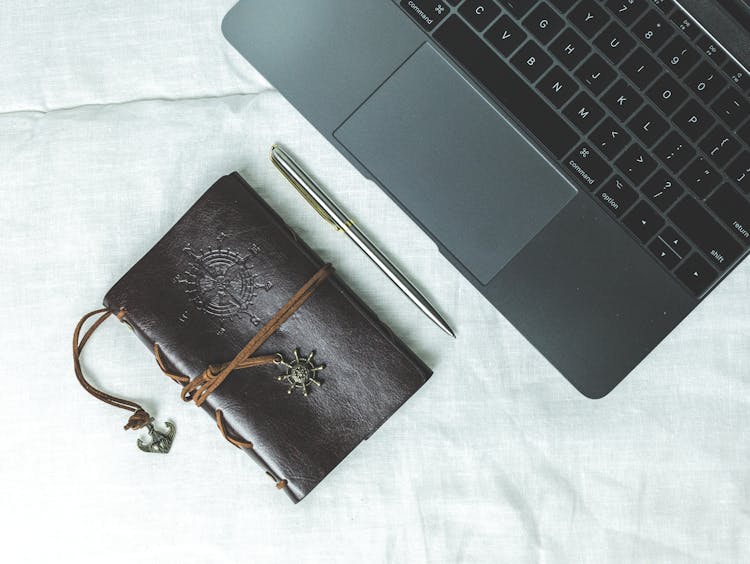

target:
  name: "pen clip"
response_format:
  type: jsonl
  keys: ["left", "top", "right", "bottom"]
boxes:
{"left": 270, "top": 147, "right": 341, "bottom": 231}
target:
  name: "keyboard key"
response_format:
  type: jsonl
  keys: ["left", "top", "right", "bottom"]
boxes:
{"left": 548, "top": 0, "right": 573, "bottom": 12}
{"left": 642, "top": 170, "right": 683, "bottom": 210}
{"left": 591, "top": 117, "right": 631, "bottom": 158}
{"left": 569, "top": 1, "right": 610, "bottom": 38}
{"left": 676, "top": 253, "right": 718, "bottom": 295}
{"left": 649, "top": 236, "right": 682, "bottom": 269}
{"left": 522, "top": 3, "right": 564, "bottom": 44}
{"left": 696, "top": 34, "right": 728, "bottom": 67}
{"left": 617, "top": 143, "right": 657, "bottom": 184}
{"left": 627, "top": 104, "right": 668, "bottom": 146}
{"left": 669, "top": 195, "right": 743, "bottom": 269}
{"left": 712, "top": 88, "right": 750, "bottom": 129}
{"left": 679, "top": 157, "right": 720, "bottom": 198}
{"left": 707, "top": 184, "right": 750, "bottom": 245}
{"left": 669, "top": 9, "right": 699, "bottom": 39}
{"left": 686, "top": 61, "right": 728, "bottom": 102}
{"left": 565, "top": 144, "right": 612, "bottom": 189}
{"left": 538, "top": 66, "right": 579, "bottom": 108}
{"left": 400, "top": 0, "right": 449, "bottom": 31}
{"left": 459, "top": 0, "right": 502, "bottom": 32}
{"left": 576, "top": 54, "right": 617, "bottom": 95}
{"left": 699, "top": 125, "right": 740, "bottom": 168}
{"left": 658, "top": 36, "right": 700, "bottom": 77}
{"left": 434, "top": 16, "right": 578, "bottom": 158}
{"left": 486, "top": 15, "right": 527, "bottom": 56}
{"left": 595, "top": 22, "right": 635, "bottom": 64}
{"left": 603, "top": 79, "right": 644, "bottom": 120}
{"left": 673, "top": 100, "right": 712, "bottom": 142}
{"left": 647, "top": 74, "right": 687, "bottom": 115}
{"left": 660, "top": 226, "right": 691, "bottom": 257}
{"left": 727, "top": 151, "right": 750, "bottom": 194}
{"left": 497, "top": 0, "right": 535, "bottom": 17}
{"left": 650, "top": 0, "right": 676, "bottom": 15}
{"left": 621, "top": 48, "right": 661, "bottom": 89}
{"left": 597, "top": 175, "right": 638, "bottom": 216}
{"left": 606, "top": 0, "right": 646, "bottom": 26}
{"left": 511, "top": 40, "right": 553, "bottom": 81}
{"left": 655, "top": 131, "right": 695, "bottom": 173}
{"left": 723, "top": 60, "right": 750, "bottom": 92}
{"left": 632, "top": 9, "right": 672, "bottom": 52}
{"left": 623, "top": 200, "right": 664, "bottom": 242}
{"left": 564, "top": 91, "right": 605, "bottom": 133}
{"left": 549, "top": 28, "right": 590, "bottom": 69}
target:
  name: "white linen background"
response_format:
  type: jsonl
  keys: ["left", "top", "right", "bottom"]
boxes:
{"left": 0, "top": 1, "right": 748, "bottom": 562}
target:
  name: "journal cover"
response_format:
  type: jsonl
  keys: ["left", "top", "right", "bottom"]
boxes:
{"left": 103, "top": 172, "right": 432, "bottom": 503}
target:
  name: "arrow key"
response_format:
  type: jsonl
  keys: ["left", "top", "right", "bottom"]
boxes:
{"left": 659, "top": 226, "right": 691, "bottom": 258}
{"left": 623, "top": 200, "right": 664, "bottom": 242}
{"left": 649, "top": 237, "right": 681, "bottom": 269}
{"left": 676, "top": 253, "right": 718, "bottom": 296}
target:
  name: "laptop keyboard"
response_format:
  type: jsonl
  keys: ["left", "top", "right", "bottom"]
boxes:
{"left": 397, "top": 0, "right": 750, "bottom": 297}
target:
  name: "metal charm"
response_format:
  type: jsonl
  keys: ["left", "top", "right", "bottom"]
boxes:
{"left": 137, "top": 421, "right": 176, "bottom": 454}
{"left": 275, "top": 349, "right": 325, "bottom": 397}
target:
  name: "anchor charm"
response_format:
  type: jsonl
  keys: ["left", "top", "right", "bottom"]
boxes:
{"left": 137, "top": 420, "right": 176, "bottom": 454}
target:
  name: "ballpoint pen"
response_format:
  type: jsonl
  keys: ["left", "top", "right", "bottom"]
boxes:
{"left": 270, "top": 144, "right": 456, "bottom": 338}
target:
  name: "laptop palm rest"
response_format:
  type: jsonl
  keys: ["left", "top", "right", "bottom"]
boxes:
{"left": 335, "top": 43, "right": 577, "bottom": 285}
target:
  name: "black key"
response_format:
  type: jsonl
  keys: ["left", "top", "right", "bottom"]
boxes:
{"left": 434, "top": 17, "right": 578, "bottom": 158}
{"left": 591, "top": 117, "right": 631, "bottom": 158}
{"left": 669, "top": 195, "right": 743, "bottom": 269}
{"left": 617, "top": 143, "right": 658, "bottom": 183}
{"left": 511, "top": 40, "right": 553, "bottom": 81}
{"left": 660, "top": 226, "right": 691, "bottom": 257}
{"left": 628, "top": 104, "right": 668, "bottom": 146}
{"left": 606, "top": 0, "right": 646, "bottom": 26}
{"left": 669, "top": 9, "right": 699, "bottom": 39}
{"left": 651, "top": 0, "right": 675, "bottom": 15}
{"left": 564, "top": 91, "right": 605, "bottom": 133}
{"left": 739, "top": 121, "right": 750, "bottom": 145}
{"left": 727, "top": 151, "right": 750, "bottom": 194}
{"left": 595, "top": 22, "right": 635, "bottom": 64}
{"left": 649, "top": 236, "right": 682, "bottom": 268}
{"left": 632, "top": 9, "right": 672, "bottom": 52}
{"left": 724, "top": 60, "right": 750, "bottom": 92}
{"left": 679, "top": 157, "right": 721, "bottom": 198}
{"left": 647, "top": 74, "right": 687, "bottom": 115}
{"left": 658, "top": 36, "right": 700, "bottom": 77}
{"left": 674, "top": 100, "right": 712, "bottom": 142}
{"left": 549, "top": 0, "right": 573, "bottom": 12}
{"left": 459, "top": 0, "right": 502, "bottom": 32}
{"left": 686, "top": 61, "right": 728, "bottom": 103}
{"left": 707, "top": 184, "right": 750, "bottom": 245}
{"left": 549, "top": 28, "right": 590, "bottom": 69}
{"left": 538, "top": 66, "right": 579, "bottom": 108}
{"left": 696, "top": 34, "right": 728, "bottom": 66}
{"left": 642, "top": 170, "right": 683, "bottom": 210}
{"left": 597, "top": 175, "right": 638, "bottom": 216}
{"left": 603, "top": 79, "right": 644, "bottom": 120}
{"left": 400, "top": 0, "right": 449, "bottom": 31}
{"left": 623, "top": 200, "right": 664, "bottom": 242}
{"left": 699, "top": 125, "right": 740, "bottom": 168}
{"left": 655, "top": 131, "right": 694, "bottom": 173}
{"left": 522, "top": 3, "right": 564, "bottom": 44}
{"left": 676, "top": 253, "right": 718, "bottom": 295}
{"left": 576, "top": 54, "right": 616, "bottom": 95}
{"left": 486, "top": 15, "right": 527, "bottom": 56}
{"left": 565, "top": 144, "right": 612, "bottom": 189}
{"left": 712, "top": 88, "right": 750, "bottom": 129}
{"left": 497, "top": 0, "right": 535, "bottom": 18}
{"left": 621, "top": 48, "right": 661, "bottom": 89}
{"left": 569, "top": 1, "right": 610, "bottom": 39}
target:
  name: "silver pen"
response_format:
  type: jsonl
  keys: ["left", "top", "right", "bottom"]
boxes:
{"left": 271, "top": 144, "right": 455, "bottom": 338}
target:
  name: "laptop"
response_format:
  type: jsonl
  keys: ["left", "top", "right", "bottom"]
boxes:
{"left": 222, "top": 0, "right": 750, "bottom": 398}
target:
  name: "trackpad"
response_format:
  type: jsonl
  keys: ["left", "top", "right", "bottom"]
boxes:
{"left": 335, "top": 43, "right": 577, "bottom": 284}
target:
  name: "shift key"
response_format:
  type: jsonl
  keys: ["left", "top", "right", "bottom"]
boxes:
{"left": 669, "top": 196, "right": 743, "bottom": 270}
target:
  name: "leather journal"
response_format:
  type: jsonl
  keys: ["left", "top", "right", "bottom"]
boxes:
{"left": 73, "top": 172, "right": 431, "bottom": 503}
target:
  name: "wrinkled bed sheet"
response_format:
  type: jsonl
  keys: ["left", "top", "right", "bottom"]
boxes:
{"left": 0, "top": 2, "right": 747, "bottom": 562}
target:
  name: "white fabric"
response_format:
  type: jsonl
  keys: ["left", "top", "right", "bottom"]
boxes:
{"left": 1, "top": 2, "right": 748, "bottom": 562}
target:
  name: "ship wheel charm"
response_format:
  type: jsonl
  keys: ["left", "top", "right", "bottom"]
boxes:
{"left": 275, "top": 349, "right": 325, "bottom": 397}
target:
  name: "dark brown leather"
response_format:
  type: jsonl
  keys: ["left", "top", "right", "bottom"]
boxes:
{"left": 103, "top": 173, "right": 432, "bottom": 503}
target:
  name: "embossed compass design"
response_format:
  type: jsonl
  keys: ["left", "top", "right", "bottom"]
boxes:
{"left": 174, "top": 234, "right": 273, "bottom": 329}
{"left": 275, "top": 349, "right": 325, "bottom": 397}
